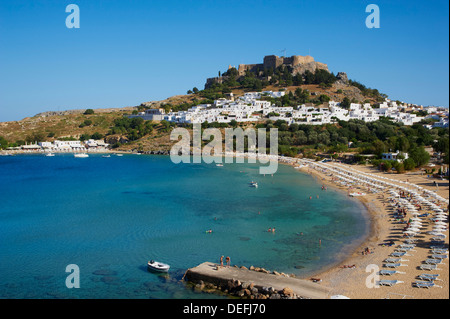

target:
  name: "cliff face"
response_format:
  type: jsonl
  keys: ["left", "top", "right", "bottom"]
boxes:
{"left": 205, "top": 54, "right": 329, "bottom": 89}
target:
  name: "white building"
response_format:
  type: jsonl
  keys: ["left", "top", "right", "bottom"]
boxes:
{"left": 382, "top": 151, "right": 409, "bottom": 162}
{"left": 129, "top": 94, "right": 434, "bottom": 127}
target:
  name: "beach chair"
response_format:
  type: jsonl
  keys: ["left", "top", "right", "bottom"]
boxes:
{"left": 425, "top": 258, "right": 443, "bottom": 265}
{"left": 399, "top": 244, "right": 416, "bottom": 248}
{"left": 413, "top": 281, "right": 443, "bottom": 289}
{"left": 379, "top": 270, "right": 406, "bottom": 276}
{"left": 390, "top": 251, "right": 410, "bottom": 257}
{"left": 431, "top": 254, "right": 448, "bottom": 260}
{"left": 384, "top": 263, "right": 407, "bottom": 268}
{"left": 384, "top": 257, "right": 409, "bottom": 263}
{"left": 430, "top": 240, "right": 445, "bottom": 245}
{"left": 396, "top": 247, "right": 416, "bottom": 252}
{"left": 378, "top": 280, "right": 404, "bottom": 287}
{"left": 431, "top": 248, "right": 448, "bottom": 255}
{"left": 418, "top": 274, "right": 441, "bottom": 282}
{"left": 420, "top": 264, "right": 441, "bottom": 271}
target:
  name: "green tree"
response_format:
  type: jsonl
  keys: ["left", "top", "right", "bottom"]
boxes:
{"left": 340, "top": 97, "right": 351, "bottom": 109}
{"left": 91, "top": 132, "right": 103, "bottom": 140}
{"left": 0, "top": 136, "right": 9, "bottom": 149}
{"left": 409, "top": 146, "right": 430, "bottom": 167}
{"left": 403, "top": 158, "right": 416, "bottom": 170}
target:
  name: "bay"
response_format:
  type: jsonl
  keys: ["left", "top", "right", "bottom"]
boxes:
{"left": 0, "top": 154, "right": 368, "bottom": 299}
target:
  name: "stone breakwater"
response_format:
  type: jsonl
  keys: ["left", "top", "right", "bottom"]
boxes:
{"left": 185, "top": 262, "right": 331, "bottom": 299}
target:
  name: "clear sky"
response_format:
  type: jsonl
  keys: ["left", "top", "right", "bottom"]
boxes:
{"left": 0, "top": 0, "right": 448, "bottom": 122}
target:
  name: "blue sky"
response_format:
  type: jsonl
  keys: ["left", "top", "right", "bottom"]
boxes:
{"left": 0, "top": 0, "right": 448, "bottom": 121}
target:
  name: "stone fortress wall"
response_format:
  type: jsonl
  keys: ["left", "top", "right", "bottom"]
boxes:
{"left": 206, "top": 54, "right": 329, "bottom": 89}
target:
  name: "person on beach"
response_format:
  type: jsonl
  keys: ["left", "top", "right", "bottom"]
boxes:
{"left": 225, "top": 256, "right": 230, "bottom": 267}
{"left": 220, "top": 255, "right": 224, "bottom": 267}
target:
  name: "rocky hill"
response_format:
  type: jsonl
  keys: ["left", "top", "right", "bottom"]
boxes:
{"left": 1, "top": 54, "right": 390, "bottom": 153}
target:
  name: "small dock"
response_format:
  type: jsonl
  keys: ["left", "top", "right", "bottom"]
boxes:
{"left": 185, "top": 262, "right": 331, "bottom": 299}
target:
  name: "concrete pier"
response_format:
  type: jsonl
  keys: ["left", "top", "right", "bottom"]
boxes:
{"left": 185, "top": 262, "right": 331, "bottom": 299}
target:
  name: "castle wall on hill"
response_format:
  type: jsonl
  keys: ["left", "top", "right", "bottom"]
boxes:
{"left": 205, "top": 54, "right": 329, "bottom": 89}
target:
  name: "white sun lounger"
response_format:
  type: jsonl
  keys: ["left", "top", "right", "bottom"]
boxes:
{"left": 431, "top": 254, "right": 448, "bottom": 259}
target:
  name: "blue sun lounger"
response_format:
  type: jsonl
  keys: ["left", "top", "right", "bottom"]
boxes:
{"left": 390, "top": 251, "right": 410, "bottom": 257}
{"left": 379, "top": 270, "right": 405, "bottom": 276}
{"left": 384, "top": 257, "right": 409, "bottom": 263}
{"left": 418, "top": 274, "right": 441, "bottom": 282}
{"left": 378, "top": 280, "right": 404, "bottom": 287}
{"left": 420, "top": 264, "right": 441, "bottom": 271}
{"left": 413, "top": 281, "right": 443, "bottom": 289}
{"left": 425, "top": 258, "right": 443, "bottom": 265}
{"left": 384, "top": 263, "right": 407, "bottom": 268}
{"left": 431, "top": 254, "right": 447, "bottom": 260}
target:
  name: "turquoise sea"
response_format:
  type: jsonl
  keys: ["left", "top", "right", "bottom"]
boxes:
{"left": 0, "top": 154, "right": 368, "bottom": 299}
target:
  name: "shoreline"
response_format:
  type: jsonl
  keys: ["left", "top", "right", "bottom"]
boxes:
{"left": 293, "top": 160, "right": 448, "bottom": 299}
{"left": 292, "top": 166, "right": 375, "bottom": 279}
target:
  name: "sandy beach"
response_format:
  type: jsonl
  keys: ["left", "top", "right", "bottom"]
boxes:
{"left": 293, "top": 161, "right": 449, "bottom": 299}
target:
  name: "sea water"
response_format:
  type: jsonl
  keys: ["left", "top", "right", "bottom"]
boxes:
{"left": 0, "top": 154, "right": 368, "bottom": 299}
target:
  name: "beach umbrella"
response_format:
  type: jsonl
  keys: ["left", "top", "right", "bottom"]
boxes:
{"left": 428, "top": 231, "right": 445, "bottom": 236}
{"left": 434, "top": 222, "right": 448, "bottom": 226}
{"left": 409, "top": 223, "right": 422, "bottom": 227}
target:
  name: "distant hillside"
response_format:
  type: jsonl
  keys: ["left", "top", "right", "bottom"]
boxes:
{"left": 0, "top": 54, "right": 412, "bottom": 156}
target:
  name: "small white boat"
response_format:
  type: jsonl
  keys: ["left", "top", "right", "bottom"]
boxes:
{"left": 147, "top": 260, "right": 170, "bottom": 273}
{"left": 115, "top": 153, "right": 123, "bottom": 157}
{"left": 249, "top": 181, "right": 258, "bottom": 188}
{"left": 45, "top": 153, "right": 55, "bottom": 157}
{"left": 216, "top": 164, "right": 223, "bottom": 167}
{"left": 74, "top": 153, "right": 89, "bottom": 158}
{"left": 102, "top": 155, "right": 111, "bottom": 158}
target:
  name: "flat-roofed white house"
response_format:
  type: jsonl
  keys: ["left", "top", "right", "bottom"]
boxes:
{"left": 382, "top": 151, "right": 409, "bottom": 162}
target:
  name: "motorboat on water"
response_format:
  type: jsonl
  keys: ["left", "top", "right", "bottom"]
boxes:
{"left": 147, "top": 260, "right": 170, "bottom": 273}
{"left": 102, "top": 154, "right": 111, "bottom": 158}
{"left": 216, "top": 164, "right": 223, "bottom": 167}
{"left": 74, "top": 153, "right": 89, "bottom": 158}
{"left": 45, "top": 153, "right": 55, "bottom": 157}
{"left": 249, "top": 181, "right": 258, "bottom": 188}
